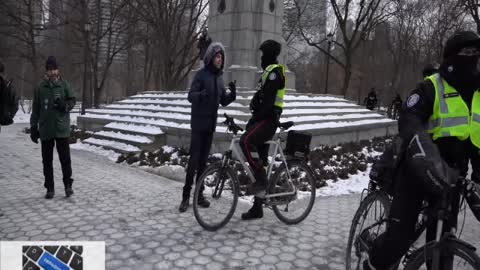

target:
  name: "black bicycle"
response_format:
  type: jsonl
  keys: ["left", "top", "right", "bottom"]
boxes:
{"left": 346, "top": 176, "right": 480, "bottom": 270}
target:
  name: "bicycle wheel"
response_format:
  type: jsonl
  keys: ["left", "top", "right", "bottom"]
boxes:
{"left": 346, "top": 191, "right": 391, "bottom": 270}
{"left": 405, "top": 239, "right": 480, "bottom": 269}
{"left": 193, "top": 162, "right": 239, "bottom": 231}
{"left": 270, "top": 159, "right": 316, "bottom": 225}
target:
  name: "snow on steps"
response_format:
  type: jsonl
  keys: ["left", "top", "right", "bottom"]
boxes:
{"left": 82, "top": 123, "right": 167, "bottom": 154}
{"left": 83, "top": 137, "right": 141, "bottom": 154}
{"left": 77, "top": 90, "right": 398, "bottom": 152}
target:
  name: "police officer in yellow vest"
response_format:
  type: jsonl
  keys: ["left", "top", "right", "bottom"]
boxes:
{"left": 364, "top": 31, "right": 480, "bottom": 270}
{"left": 240, "top": 39, "right": 286, "bottom": 220}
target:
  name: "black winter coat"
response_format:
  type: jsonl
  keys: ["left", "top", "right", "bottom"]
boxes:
{"left": 188, "top": 42, "right": 236, "bottom": 132}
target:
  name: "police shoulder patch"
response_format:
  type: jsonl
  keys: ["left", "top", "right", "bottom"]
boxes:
{"left": 407, "top": 94, "right": 420, "bottom": 107}
{"left": 268, "top": 72, "right": 276, "bottom": 80}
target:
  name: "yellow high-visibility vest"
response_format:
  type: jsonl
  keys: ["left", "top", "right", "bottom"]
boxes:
{"left": 261, "top": 64, "right": 286, "bottom": 109}
{"left": 426, "top": 73, "right": 480, "bottom": 149}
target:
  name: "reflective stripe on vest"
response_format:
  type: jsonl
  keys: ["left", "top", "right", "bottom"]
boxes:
{"left": 261, "top": 64, "right": 286, "bottom": 109}
{"left": 426, "top": 73, "right": 480, "bottom": 149}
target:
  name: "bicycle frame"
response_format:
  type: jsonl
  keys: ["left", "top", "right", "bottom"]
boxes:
{"left": 226, "top": 134, "right": 296, "bottom": 200}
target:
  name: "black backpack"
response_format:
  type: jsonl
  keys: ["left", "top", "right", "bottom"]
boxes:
{"left": 0, "top": 77, "right": 19, "bottom": 125}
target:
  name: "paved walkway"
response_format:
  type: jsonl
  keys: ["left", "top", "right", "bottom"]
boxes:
{"left": 1, "top": 124, "right": 479, "bottom": 270}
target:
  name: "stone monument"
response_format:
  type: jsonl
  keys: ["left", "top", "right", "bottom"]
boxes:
{"left": 190, "top": 0, "right": 296, "bottom": 92}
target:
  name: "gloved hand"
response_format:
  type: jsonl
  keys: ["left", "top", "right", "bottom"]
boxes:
{"left": 406, "top": 131, "right": 458, "bottom": 196}
{"left": 30, "top": 127, "right": 39, "bottom": 144}
{"left": 53, "top": 97, "right": 66, "bottom": 112}
{"left": 228, "top": 80, "right": 236, "bottom": 94}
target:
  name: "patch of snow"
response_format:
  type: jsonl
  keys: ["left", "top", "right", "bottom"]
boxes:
{"left": 143, "top": 165, "right": 185, "bottom": 182}
{"left": 228, "top": 65, "right": 259, "bottom": 70}
{"left": 212, "top": 153, "right": 223, "bottom": 159}
{"left": 71, "top": 141, "right": 121, "bottom": 161}
{"left": 95, "top": 131, "right": 152, "bottom": 144}
{"left": 317, "top": 167, "right": 371, "bottom": 196}
{"left": 105, "top": 104, "right": 248, "bottom": 115}
{"left": 105, "top": 122, "right": 164, "bottom": 135}
{"left": 281, "top": 108, "right": 372, "bottom": 115}
{"left": 162, "top": 145, "right": 175, "bottom": 153}
{"left": 83, "top": 138, "right": 140, "bottom": 152}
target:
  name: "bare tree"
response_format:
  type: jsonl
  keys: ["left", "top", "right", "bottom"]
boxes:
{"left": 463, "top": 0, "right": 480, "bottom": 34}
{"left": 129, "top": 0, "right": 208, "bottom": 91}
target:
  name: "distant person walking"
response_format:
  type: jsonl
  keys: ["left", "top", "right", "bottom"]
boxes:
{"left": 364, "top": 88, "right": 378, "bottom": 111}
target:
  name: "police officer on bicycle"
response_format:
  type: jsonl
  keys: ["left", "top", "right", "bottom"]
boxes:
{"left": 240, "top": 39, "right": 286, "bottom": 220}
{"left": 363, "top": 31, "right": 480, "bottom": 270}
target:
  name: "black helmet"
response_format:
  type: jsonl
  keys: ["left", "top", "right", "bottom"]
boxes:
{"left": 259, "top": 39, "right": 281, "bottom": 58}
{"left": 443, "top": 31, "right": 480, "bottom": 59}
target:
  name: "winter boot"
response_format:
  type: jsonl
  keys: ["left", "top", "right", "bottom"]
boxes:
{"left": 197, "top": 193, "right": 210, "bottom": 208}
{"left": 179, "top": 195, "right": 189, "bottom": 213}
{"left": 45, "top": 188, "right": 55, "bottom": 199}
{"left": 65, "top": 182, "right": 74, "bottom": 198}
{"left": 241, "top": 197, "right": 264, "bottom": 220}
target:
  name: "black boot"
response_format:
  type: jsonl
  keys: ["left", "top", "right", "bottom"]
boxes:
{"left": 241, "top": 197, "right": 263, "bottom": 220}
{"left": 63, "top": 178, "right": 73, "bottom": 198}
{"left": 45, "top": 188, "right": 55, "bottom": 199}
{"left": 197, "top": 194, "right": 210, "bottom": 208}
{"left": 179, "top": 196, "right": 189, "bottom": 212}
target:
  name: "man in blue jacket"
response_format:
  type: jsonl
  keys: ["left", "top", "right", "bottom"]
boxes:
{"left": 179, "top": 42, "right": 237, "bottom": 212}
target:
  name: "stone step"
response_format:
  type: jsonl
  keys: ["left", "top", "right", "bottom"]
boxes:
{"left": 103, "top": 122, "right": 164, "bottom": 139}
{"left": 83, "top": 109, "right": 385, "bottom": 126}
{"left": 83, "top": 137, "right": 142, "bottom": 154}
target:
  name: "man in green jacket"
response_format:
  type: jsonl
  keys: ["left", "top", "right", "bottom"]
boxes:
{"left": 30, "top": 56, "right": 76, "bottom": 199}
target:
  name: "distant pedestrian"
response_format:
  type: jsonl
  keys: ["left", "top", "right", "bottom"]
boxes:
{"left": 179, "top": 43, "right": 237, "bottom": 212}
{"left": 30, "top": 56, "right": 76, "bottom": 199}
{"left": 0, "top": 60, "right": 18, "bottom": 131}
{"left": 364, "top": 88, "right": 378, "bottom": 110}
{"left": 389, "top": 93, "right": 402, "bottom": 120}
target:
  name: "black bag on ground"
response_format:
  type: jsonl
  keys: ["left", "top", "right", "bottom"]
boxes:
{"left": 284, "top": 130, "right": 312, "bottom": 158}
{"left": 0, "top": 78, "right": 18, "bottom": 125}
{"left": 369, "top": 137, "right": 404, "bottom": 195}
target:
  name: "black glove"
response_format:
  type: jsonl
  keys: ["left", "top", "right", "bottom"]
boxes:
{"left": 406, "top": 131, "right": 458, "bottom": 196}
{"left": 228, "top": 80, "right": 236, "bottom": 94}
{"left": 30, "top": 127, "right": 39, "bottom": 144}
{"left": 53, "top": 97, "right": 66, "bottom": 112}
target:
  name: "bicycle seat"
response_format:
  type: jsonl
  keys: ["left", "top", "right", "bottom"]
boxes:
{"left": 278, "top": 121, "right": 294, "bottom": 130}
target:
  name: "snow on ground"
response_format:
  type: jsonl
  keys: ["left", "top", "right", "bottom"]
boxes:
{"left": 284, "top": 101, "right": 357, "bottom": 107}
{"left": 105, "top": 122, "right": 164, "bottom": 135}
{"left": 95, "top": 131, "right": 152, "bottom": 143}
{"left": 143, "top": 165, "right": 185, "bottom": 182}
{"left": 317, "top": 167, "right": 371, "bottom": 196}
{"left": 71, "top": 141, "right": 121, "bottom": 161}
{"left": 13, "top": 103, "right": 79, "bottom": 124}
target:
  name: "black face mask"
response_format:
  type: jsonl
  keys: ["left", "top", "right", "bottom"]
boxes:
{"left": 261, "top": 54, "right": 276, "bottom": 70}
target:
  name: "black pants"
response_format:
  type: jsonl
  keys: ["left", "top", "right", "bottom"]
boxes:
{"left": 240, "top": 119, "right": 277, "bottom": 174}
{"left": 370, "top": 163, "right": 459, "bottom": 269}
{"left": 182, "top": 131, "right": 214, "bottom": 198}
{"left": 41, "top": 137, "right": 73, "bottom": 190}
